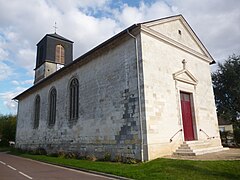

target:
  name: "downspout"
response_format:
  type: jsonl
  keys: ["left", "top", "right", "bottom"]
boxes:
{"left": 13, "top": 99, "right": 19, "bottom": 146}
{"left": 127, "top": 28, "right": 144, "bottom": 162}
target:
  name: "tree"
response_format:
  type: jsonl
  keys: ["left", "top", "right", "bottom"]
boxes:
{"left": 0, "top": 115, "right": 17, "bottom": 146}
{"left": 212, "top": 54, "right": 240, "bottom": 126}
{"left": 212, "top": 54, "right": 240, "bottom": 144}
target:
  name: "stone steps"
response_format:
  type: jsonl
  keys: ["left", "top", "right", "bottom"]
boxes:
{"left": 193, "top": 146, "right": 225, "bottom": 155}
{"left": 173, "top": 140, "right": 224, "bottom": 156}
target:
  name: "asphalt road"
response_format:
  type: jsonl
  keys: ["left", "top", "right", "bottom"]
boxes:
{"left": 0, "top": 152, "right": 116, "bottom": 180}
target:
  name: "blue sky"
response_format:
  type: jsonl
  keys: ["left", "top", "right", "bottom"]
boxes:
{"left": 0, "top": 0, "right": 239, "bottom": 115}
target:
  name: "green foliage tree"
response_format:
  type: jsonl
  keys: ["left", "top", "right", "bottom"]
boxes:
{"left": 212, "top": 54, "right": 240, "bottom": 123}
{"left": 212, "top": 54, "right": 240, "bottom": 143}
{"left": 0, "top": 114, "right": 17, "bottom": 146}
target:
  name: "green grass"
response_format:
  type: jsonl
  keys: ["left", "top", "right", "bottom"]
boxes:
{"left": 0, "top": 146, "right": 14, "bottom": 152}
{"left": 1, "top": 147, "right": 240, "bottom": 180}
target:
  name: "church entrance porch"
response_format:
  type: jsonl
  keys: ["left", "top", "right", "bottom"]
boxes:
{"left": 180, "top": 92, "right": 196, "bottom": 141}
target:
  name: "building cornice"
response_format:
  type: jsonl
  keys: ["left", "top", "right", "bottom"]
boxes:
{"left": 140, "top": 25, "right": 213, "bottom": 63}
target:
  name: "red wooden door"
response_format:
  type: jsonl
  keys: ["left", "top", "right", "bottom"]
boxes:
{"left": 180, "top": 92, "right": 195, "bottom": 141}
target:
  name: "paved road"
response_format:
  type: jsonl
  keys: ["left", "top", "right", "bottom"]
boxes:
{"left": 0, "top": 152, "right": 116, "bottom": 180}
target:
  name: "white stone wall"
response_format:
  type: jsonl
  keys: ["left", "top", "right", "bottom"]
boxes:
{"left": 149, "top": 19, "right": 204, "bottom": 54}
{"left": 140, "top": 23, "right": 221, "bottom": 160}
{"left": 16, "top": 19, "right": 221, "bottom": 161}
{"left": 16, "top": 36, "right": 143, "bottom": 160}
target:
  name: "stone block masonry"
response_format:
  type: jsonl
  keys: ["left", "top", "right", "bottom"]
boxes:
{"left": 16, "top": 36, "right": 143, "bottom": 160}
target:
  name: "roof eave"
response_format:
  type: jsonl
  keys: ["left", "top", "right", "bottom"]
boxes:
{"left": 13, "top": 24, "right": 140, "bottom": 101}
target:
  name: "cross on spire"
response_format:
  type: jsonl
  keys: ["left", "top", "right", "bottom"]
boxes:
{"left": 182, "top": 59, "right": 187, "bottom": 69}
{"left": 53, "top": 22, "right": 58, "bottom": 33}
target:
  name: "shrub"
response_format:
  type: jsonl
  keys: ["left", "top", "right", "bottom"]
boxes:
{"left": 234, "top": 127, "right": 240, "bottom": 145}
{"left": 0, "top": 139, "right": 9, "bottom": 147}
{"left": 86, "top": 154, "right": 97, "bottom": 161}
{"left": 102, "top": 152, "right": 111, "bottom": 161}
{"left": 35, "top": 148, "right": 47, "bottom": 155}
{"left": 124, "top": 157, "right": 138, "bottom": 164}
{"left": 65, "top": 152, "right": 77, "bottom": 159}
{"left": 57, "top": 150, "right": 67, "bottom": 158}
{"left": 114, "top": 155, "right": 122, "bottom": 162}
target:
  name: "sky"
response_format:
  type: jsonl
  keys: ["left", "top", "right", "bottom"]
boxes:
{"left": 0, "top": 0, "right": 239, "bottom": 115}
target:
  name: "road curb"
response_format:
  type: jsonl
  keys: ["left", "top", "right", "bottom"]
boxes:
{"left": 44, "top": 162, "right": 133, "bottom": 180}
{"left": 6, "top": 153, "right": 132, "bottom": 180}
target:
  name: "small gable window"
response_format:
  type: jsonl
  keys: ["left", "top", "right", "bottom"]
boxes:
{"left": 49, "top": 88, "right": 57, "bottom": 126}
{"left": 34, "top": 95, "right": 40, "bottom": 129}
{"left": 178, "top": 29, "right": 182, "bottom": 35}
{"left": 55, "top": 44, "right": 65, "bottom": 64}
{"left": 69, "top": 78, "right": 79, "bottom": 121}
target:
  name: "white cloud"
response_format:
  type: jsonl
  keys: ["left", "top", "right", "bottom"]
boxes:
{"left": 59, "top": 9, "right": 119, "bottom": 56}
{"left": 16, "top": 48, "right": 35, "bottom": 76}
{"left": 0, "top": 0, "right": 239, "bottom": 73}
{"left": 0, "top": 48, "right": 8, "bottom": 61}
{"left": 171, "top": 0, "right": 240, "bottom": 62}
{"left": 113, "top": 1, "right": 173, "bottom": 27}
{"left": 0, "top": 87, "right": 27, "bottom": 114}
{"left": 113, "top": 0, "right": 240, "bottom": 63}
{"left": 45, "top": 0, "right": 109, "bottom": 13}
{"left": 0, "top": 62, "right": 13, "bottom": 81}
{"left": 0, "top": 0, "right": 120, "bottom": 74}
{"left": 0, "top": 34, "right": 9, "bottom": 61}
{"left": 11, "top": 80, "right": 19, "bottom": 86}
{"left": 0, "top": 0, "right": 239, "bottom": 114}
{"left": 11, "top": 80, "right": 33, "bottom": 86}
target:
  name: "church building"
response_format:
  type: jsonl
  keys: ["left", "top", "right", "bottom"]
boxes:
{"left": 14, "top": 15, "right": 223, "bottom": 161}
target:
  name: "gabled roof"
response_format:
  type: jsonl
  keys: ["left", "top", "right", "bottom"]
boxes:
{"left": 141, "top": 14, "right": 215, "bottom": 64}
{"left": 13, "top": 14, "right": 214, "bottom": 100}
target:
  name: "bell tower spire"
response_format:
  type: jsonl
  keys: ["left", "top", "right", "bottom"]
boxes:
{"left": 34, "top": 33, "right": 73, "bottom": 84}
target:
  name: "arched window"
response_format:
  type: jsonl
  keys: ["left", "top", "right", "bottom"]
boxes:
{"left": 34, "top": 95, "right": 40, "bottom": 129}
{"left": 69, "top": 78, "right": 79, "bottom": 121}
{"left": 55, "top": 44, "right": 65, "bottom": 64}
{"left": 49, "top": 88, "right": 57, "bottom": 126}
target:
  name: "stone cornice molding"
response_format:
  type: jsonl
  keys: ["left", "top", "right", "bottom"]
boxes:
{"left": 173, "top": 69, "right": 198, "bottom": 85}
{"left": 140, "top": 25, "right": 212, "bottom": 64}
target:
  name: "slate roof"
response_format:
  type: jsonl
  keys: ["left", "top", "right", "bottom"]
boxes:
{"left": 37, "top": 33, "right": 73, "bottom": 46}
{"left": 47, "top": 33, "right": 74, "bottom": 43}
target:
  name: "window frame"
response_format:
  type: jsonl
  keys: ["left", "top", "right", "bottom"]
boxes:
{"left": 55, "top": 44, "right": 65, "bottom": 64}
{"left": 48, "top": 87, "right": 57, "bottom": 126}
{"left": 69, "top": 78, "right": 79, "bottom": 121}
{"left": 34, "top": 95, "right": 40, "bottom": 129}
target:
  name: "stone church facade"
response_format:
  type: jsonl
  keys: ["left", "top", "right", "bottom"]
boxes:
{"left": 14, "top": 15, "right": 223, "bottom": 161}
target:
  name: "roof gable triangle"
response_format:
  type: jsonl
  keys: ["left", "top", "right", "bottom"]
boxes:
{"left": 141, "top": 15, "right": 214, "bottom": 62}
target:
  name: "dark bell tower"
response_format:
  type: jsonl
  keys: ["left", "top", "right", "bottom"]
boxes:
{"left": 34, "top": 33, "right": 73, "bottom": 84}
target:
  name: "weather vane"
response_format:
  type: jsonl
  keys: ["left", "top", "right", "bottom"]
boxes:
{"left": 53, "top": 22, "right": 58, "bottom": 33}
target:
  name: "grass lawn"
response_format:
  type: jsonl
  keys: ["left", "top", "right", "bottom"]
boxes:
{"left": 1, "top": 147, "right": 240, "bottom": 179}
